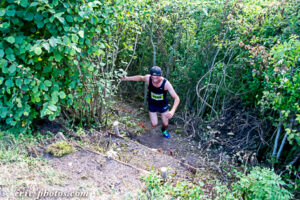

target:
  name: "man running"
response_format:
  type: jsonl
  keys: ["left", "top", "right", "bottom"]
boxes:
{"left": 121, "top": 66, "right": 180, "bottom": 138}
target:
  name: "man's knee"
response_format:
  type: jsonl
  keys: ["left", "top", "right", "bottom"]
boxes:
{"left": 151, "top": 122, "right": 158, "bottom": 128}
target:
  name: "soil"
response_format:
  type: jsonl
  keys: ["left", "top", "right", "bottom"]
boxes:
{"left": 134, "top": 125, "right": 205, "bottom": 169}
{"left": 6, "top": 100, "right": 226, "bottom": 199}
{"left": 44, "top": 150, "right": 145, "bottom": 199}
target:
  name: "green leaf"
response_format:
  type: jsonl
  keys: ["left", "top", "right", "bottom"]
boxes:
{"left": 5, "top": 36, "right": 15, "bottom": 44}
{"left": 78, "top": 30, "right": 84, "bottom": 38}
{"left": 36, "top": 21, "right": 44, "bottom": 28}
{"left": 53, "top": 0, "right": 58, "bottom": 6}
{"left": 24, "top": 12, "right": 34, "bottom": 21}
{"left": 63, "top": 37, "right": 71, "bottom": 46}
{"left": 49, "top": 37, "right": 57, "bottom": 47}
{"left": 42, "top": 43, "right": 50, "bottom": 52}
{"left": 0, "top": 9, "right": 5, "bottom": 17}
{"left": 71, "top": 34, "right": 79, "bottom": 43}
{"left": 5, "top": 80, "right": 14, "bottom": 88}
{"left": 2, "top": 22, "right": 10, "bottom": 29}
{"left": 6, "top": 54, "right": 15, "bottom": 61}
{"left": 44, "top": 80, "right": 52, "bottom": 87}
{"left": 8, "top": 64, "right": 16, "bottom": 73}
{"left": 34, "top": 47, "right": 42, "bottom": 55}
{"left": 34, "top": 14, "right": 43, "bottom": 21}
{"left": 0, "top": 77, "right": 4, "bottom": 85}
{"left": 51, "top": 91, "right": 59, "bottom": 102}
{"left": 29, "top": 2, "right": 39, "bottom": 7}
{"left": 15, "top": 36, "right": 24, "bottom": 44}
{"left": 16, "top": 78, "right": 22, "bottom": 87}
{"left": 0, "top": 49, "right": 4, "bottom": 58}
{"left": 0, "top": 107, "right": 7, "bottom": 118}
{"left": 6, "top": 48, "right": 14, "bottom": 55}
{"left": 16, "top": 98, "right": 22, "bottom": 108}
{"left": 66, "top": 15, "right": 73, "bottom": 22}
{"left": 40, "top": 82, "right": 46, "bottom": 91}
{"left": 6, "top": 9, "right": 15, "bottom": 17}
{"left": 85, "top": 94, "right": 91, "bottom": 104}
{"left": 48, "top": 105, "right": 57, "bottom": 112}
{"left": 54, "top": 52, "right": 63, "bottom": 62}
{"left": 0, "top": 59, "right": 8, "bottom": 69}
{"left": 57, "top": 16, "right": 65, "bottom": 24}
{"left": 59, "top": 91, "right": 66, "bottom": 99}
{"left": 21, "top": 0, "right": 29, "bottom": 7}
{"left": 24, "top": 78, "right": 31, "bottom": 84}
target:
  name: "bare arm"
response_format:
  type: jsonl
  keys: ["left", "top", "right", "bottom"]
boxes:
{"left": 165, "top": 81, "right": 180, "bottom": 116}
{"left": 121, "top": 74, "right": 150, "bottom": 84}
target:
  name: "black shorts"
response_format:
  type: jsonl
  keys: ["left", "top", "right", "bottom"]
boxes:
{"left": 148, "top": 103, "right": 169, "bottom": 113}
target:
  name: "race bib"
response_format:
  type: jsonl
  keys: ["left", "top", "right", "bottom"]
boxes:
{"left": 151, "top": 92, "right": 163, "bottom": 101}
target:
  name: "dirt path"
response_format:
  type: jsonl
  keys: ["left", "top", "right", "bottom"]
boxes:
{"left": 1, "top": 100, "right": 218, "bottom": 199}
{"left": 45, "top": 150, "right": 145, "bottom": 199}
{"left": 119, "top": 101, "right": 214, "bottom": 171}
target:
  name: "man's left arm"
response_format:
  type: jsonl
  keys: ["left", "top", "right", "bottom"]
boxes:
{"left": 165, "top": 81, "right": 180, "bottom": 119}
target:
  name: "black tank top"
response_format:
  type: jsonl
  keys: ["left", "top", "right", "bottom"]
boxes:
{"left": 147, "top": 76, "right": 168, "bottom": 105}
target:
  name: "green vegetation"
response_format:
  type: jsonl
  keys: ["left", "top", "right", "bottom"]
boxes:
{"left": 141, "top": 167, "right": 294, "bottom": 200}
{"left": 0, "top": 0, "right": 145, "bottom": 132}
{"left": 46, "top": 141, "right": 75, "bottom": 157}
{"left": 214, "top": 167, "right": 294, "bottom": 200}
{"left": 0, "top": 0, "right": 299, "bottom": 198}
{"left": 140, "top": 171, "right": 205, "bottom": 199}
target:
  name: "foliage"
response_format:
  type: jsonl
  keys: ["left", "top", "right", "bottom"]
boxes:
{"left": 0, "top": 0, "right": 146, "bottom": 133}
{"left": 225, "top": 0, "right": 300, "bottom": 153}
{"left": 140, "top": 171, "right": 205, "bottom": 199}
{"left": 214, "top": 167, "right": 294, "bottom": 200}
{"left": 259, "top": 35, "right": 300, "bottom": 145}
{"left": 127, "top": 0, "right": 299, "bottom": 166}
{"left": 46, "top": 141, "right": 75, "bottom": 157}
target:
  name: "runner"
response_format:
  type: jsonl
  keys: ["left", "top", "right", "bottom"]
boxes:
{"left": 121, "top": 66, "right": 180, "bottom": 138}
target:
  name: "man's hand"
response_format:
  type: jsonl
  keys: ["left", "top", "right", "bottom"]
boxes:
{"left": 165, "top": 110, "right": 175, "bottom": 119}
{"left": 121, "top": 76, "right": 127, "bottom": 81}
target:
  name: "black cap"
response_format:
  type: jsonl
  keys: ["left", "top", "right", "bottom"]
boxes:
{"left": 150, "top": 66, "right": 162, "bottom": 76}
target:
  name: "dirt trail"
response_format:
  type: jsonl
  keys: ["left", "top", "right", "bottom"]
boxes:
{"left": 120, "top": 101, "right": 211, "bottom": 170}
{"left": 1, "top": 101, "right": 216, "bottom": 199}
{"left": 41, "top": 130, "right": 212, "bottom": 199}
{"left": 45, "top": 150, "right": 145, "bottom": 199}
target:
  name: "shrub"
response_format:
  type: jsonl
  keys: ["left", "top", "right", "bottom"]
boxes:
{"left": 214, "top": 167, "right": 294, "bottom": 200}
{"left": 0, "top": 0, "right": 146, "bottom": 133}
{"left": 233, "top": 167, "right": 293, "bottom": 200}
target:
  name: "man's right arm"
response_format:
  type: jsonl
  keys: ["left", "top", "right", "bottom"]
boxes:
{"left": 121, "top": 74, "right": 150, "bottom": 83}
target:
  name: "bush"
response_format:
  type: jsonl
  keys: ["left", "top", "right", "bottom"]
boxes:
{"left": 0, "top": 0, "right": 146, "bottom": 133}
{"left": 214, "top": 167, "right": 294, "bottom": 200}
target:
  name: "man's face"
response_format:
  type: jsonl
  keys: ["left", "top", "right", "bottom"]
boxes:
{"left": 151, "top": 75, "right": 161, "bottom": 84}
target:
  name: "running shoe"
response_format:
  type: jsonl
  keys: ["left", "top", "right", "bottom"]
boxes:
{"left": 162, "top": 130, "right": 170, "bottom": 138}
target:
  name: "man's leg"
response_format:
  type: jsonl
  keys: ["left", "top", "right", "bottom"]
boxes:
{"left": 149, "top": 112, "right": 158, "bottom": 128}
{"left": 161, "top": 111, "right": 169, "bottom": 132}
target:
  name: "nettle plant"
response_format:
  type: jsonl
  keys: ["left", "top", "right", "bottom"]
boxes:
{"left": 0, "top": 0, "right": 145, "bottom": 132}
